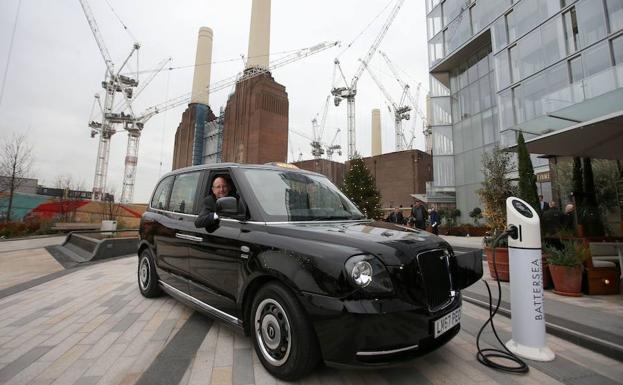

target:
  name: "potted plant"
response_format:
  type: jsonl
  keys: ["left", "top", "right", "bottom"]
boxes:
{"left": 544, "top": 241, "right": 589, "bottom": 297}
{"left": 478, "top": 146, "right": 516, "bottom": 281}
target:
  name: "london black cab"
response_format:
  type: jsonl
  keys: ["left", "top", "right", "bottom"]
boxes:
{"left": 138, "top": 163, "right": 483, "bottom": 380}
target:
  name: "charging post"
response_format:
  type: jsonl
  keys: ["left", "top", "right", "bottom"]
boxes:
{"left": 505, "top": 197, "right": 555, "bottom": 361}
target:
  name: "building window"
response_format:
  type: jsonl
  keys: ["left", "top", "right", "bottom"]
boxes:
{"left": 509, "top": 45, "right": 520, "bottom": 83}
{"left": 563, "top": 7, "right": 579, "bottom": 54}
{"left": 512, "top": 85, "right": 523, "bottom": 124}
{"left": 518, "top": 29, "right": 543, "bottom": 80}
{"left": 541, "top": 16, "right": 566, "bottom": 67}
{"left": 569, "top": 56, "right": 583, "bottom": 82}
{"left": 606, "top": 0, "right": 623, "bottom": 32}
{"left": 613, "top": 34, "right": 623, "bottom": 64}
{"left": 576, "top": 0, "right": 607, "bottom": 48}
{"left": 506, "top": 10, "right": 517, "bottom": 43}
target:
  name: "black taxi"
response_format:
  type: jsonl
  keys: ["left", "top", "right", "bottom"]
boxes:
{"left": 137, "top": 163, "right": 482, "bottom": 380}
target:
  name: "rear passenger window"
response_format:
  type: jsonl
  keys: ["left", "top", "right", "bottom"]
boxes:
{"left": 169, "top": 172, "right": 201, "bottom": 214}
{"left": 151, "top": 176, "right": 174, "bottom": 210}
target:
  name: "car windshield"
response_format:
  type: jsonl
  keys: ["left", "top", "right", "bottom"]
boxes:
{"left": 242, "top": 169, "right": 365, "bottom": 221}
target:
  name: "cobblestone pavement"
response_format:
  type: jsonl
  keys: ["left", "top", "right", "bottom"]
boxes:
{"left": 0, "top": 256, "right": 622, "bottom": 385}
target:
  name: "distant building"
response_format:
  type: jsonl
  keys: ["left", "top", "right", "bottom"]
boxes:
{"left": 0, "top": 176, "right": 37, "bottom": 195}
{"left": 172, "top": 104, "right": 217, "bottom": 170}
{"left": 292, "top": 159, "right": 345, "bottom": 188}
{"left": 427, "top": 0, "right": 623, "bottom": 221}
{"left": 221, "top": 72, "right": 288, "bottom": 164}
{"left": 346, "top": 149, "right": 433, "bottom": 209}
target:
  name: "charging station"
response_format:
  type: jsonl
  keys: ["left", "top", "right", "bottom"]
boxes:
{"left": 505, "top": 197, "right": 555, "bottom": 361}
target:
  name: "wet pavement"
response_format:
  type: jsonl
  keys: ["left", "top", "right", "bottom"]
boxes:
{"left": 0, "top": 236, "right": 621, "bottom": 385}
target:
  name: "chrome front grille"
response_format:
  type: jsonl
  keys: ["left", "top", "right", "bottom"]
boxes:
{"left": 415, "top": 249, "right": 453, "bottom": 312}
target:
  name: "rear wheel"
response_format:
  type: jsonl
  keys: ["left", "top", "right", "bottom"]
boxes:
{"left": 138, "top": 249, "right": 162, "bottom": 298}
{"left": 250, "top": 282, "right": 320, "bottom": 381}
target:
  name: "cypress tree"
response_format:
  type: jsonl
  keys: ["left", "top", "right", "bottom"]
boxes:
{"left": 516, "top": 132, "right": 540, "bottom": 213}
{"left": 582, "top": 157, "right": 604, "bottom": 236}
{"left": 342, "top": 155, "right": 382, "bottom": 219}
{"left": 572, "top": 156, "right": 583, "bottom": 208}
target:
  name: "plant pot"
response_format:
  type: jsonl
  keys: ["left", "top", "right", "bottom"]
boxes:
{"left": 541, "top": 254, "right": 553, "bottom": 289}
{"left": 549, "top": 264, "right": 583, "bottom": 297}
{"left": 485, "top": 246, "right": 509, "bottom": 282}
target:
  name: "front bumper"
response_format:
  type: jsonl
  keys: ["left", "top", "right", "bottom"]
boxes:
{"left": 299, "top": 291, "right": 462, "bottom": 366}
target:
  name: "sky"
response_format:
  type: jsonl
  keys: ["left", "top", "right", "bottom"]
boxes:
{"left": 0, "top": 0, "right": 429, "bottom": 203}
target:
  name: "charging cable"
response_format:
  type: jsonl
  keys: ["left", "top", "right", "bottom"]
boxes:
{"left": 476, "top": 227, "right": 529, "bottom": 374}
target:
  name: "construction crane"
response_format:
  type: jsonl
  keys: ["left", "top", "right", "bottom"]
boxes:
{"left": 331, "top": 0, "right": 405, "bottom": 159}
{"left": 361, "top": 60, "right": 411, "bottom": 151}
{"left": 78, "top": 0, "right": 140, "bottom": 201}
{"left": 117, "top": 40, "right": 340, "bottom": 203}
{"left": 325, "top": 129, "right": 342, "bottom": 160}
{"left": 379, "top": 51, "right": 427, "bottom": 149}
{"left": 310, "top": 95, "right": 331, "bottom": 159}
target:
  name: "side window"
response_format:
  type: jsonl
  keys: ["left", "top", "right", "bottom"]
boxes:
{"left": 169, "top": 172, "right": 201, "bottom": 214}
{"left": 151, "top": 176, "right": 174, "bottom": 210}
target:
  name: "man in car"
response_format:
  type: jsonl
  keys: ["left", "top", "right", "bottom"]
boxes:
{"left": 195, "top": 176, "right": 234, "bottom": 231}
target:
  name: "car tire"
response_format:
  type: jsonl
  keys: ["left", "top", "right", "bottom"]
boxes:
{"left": 138, "top": 249, "right": 162, "bottom": 298}
{"left": 250, "top": 282, "right": 320, "bottom": 381}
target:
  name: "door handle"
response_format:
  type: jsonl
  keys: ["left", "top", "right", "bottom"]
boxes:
{"left": 176, "top": 233, "right": 203, "bottom": 242}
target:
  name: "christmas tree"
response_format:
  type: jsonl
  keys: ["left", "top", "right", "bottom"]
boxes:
{"left": 342, "top": 154, "right": 382, "bottom": 219}
{"left": 517, "top": 132, "right": 540, "bottom": 213}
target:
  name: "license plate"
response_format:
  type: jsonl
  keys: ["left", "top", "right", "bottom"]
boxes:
{"left": 434, "top": 307, "right": 461, "bottom": 338}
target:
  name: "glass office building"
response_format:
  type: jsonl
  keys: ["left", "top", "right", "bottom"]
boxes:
{"left": 427, "top": 0, "right": 623, "bottom": 221}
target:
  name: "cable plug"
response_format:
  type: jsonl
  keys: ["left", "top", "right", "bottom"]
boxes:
{"left": 506, "top": 225, "right": 519, "bottom": 240}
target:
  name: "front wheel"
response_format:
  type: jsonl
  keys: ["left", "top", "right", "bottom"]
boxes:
{"left": 250, "top": 282, "right": 320, "bottom": 381}
{"left": 138, "top": 249, "right": 162, "bottom": 298}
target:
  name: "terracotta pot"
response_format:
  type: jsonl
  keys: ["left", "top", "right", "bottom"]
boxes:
{"left": 541, "top": 254, "right": 553, "bottom": 289}
{"left": 484, "top": 247, "right": 509, "bottom": 282}
{"left": 549, "top": 264, "right": 583, "bottom": 297}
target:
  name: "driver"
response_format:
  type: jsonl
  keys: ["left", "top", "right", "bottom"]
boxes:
{"left": 195, "top": 176, "right": 234, "bottom": 231}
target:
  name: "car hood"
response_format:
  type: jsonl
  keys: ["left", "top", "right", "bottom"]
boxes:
{"left": 266, "top": 220, "right": 451, "bottom": 266}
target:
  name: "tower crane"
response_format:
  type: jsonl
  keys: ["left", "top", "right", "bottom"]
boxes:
{"left": 310, "top": 95, "right": 330, "bottom": 159}
{"left": 78, "top": 0, "right": 140, "bottom": 201}
{"left": 117, "top": 40, "right": 340, "bottom": 203}
{"left": 361, "top": 60, "right": 411, "bottom": 151}
{"left": 331, "top": 0, "right": 405, "bottom": 159}
{"left": 378, "top": 51, "right": 427, "bottom": 149}
{"left": 325, "top": 129, "right": 342, "bottom": 160}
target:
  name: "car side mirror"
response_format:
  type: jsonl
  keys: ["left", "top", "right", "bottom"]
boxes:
{"left": 216, "top": 196, "right": 238, "bottom": 217}
{"left": 451, "top": 249, "right": 484, "bottom": 290}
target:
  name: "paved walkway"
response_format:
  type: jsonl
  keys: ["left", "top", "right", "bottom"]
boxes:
{"left": 0, "top": 236, "right": 621, "bottom": 384}
{"left": 0, "top": 236, "right": 66, "bottom": 291}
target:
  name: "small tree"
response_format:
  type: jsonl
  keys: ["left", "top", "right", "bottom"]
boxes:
{"left": 448, "top": 209, "right": 461, "bottom": 227}
{"left": 101, "top": 187, "right": 121, "bottom": 221}
{"left": 581, "top": 157, "right": 604, "bottom": 236}
{"left": 54, "top": 174, "right": 85, "bottom": 223}
{"left": 516, "top": 132, "right": 540, "bottom": 213}
{"left": 342, "top": 155, "right": 382, "bottom": 219}
{"left": 0, "top": 133, "right": 34, "bottom": 222}
{"left": 478, "top": 146, "right": 515, "bottom": 234}
{"left": 469, "top": 207, "right": 482, "bottom": 225}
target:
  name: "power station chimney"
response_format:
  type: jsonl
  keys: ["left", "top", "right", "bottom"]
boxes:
{"left": 371, "top": 108, "right": 381, "bottom": 156}
{"left": 246, "top": 0, "right": 271, "bottom": 70}
{"left": 191, "top": 27, "right": 213, "bottom": 105}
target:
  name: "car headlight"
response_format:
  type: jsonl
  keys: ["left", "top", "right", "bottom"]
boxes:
{"left": 351, "top": 260, "right": 372, "bottom": 287}
{"left": 345, "top": 254, "right": 393, "bottom": 294}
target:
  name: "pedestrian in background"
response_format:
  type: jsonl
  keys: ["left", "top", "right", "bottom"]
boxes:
{"left": 412, "top": 202, "right": 428, "bottom": 230}
{"left": 429, "top": 207, "right": 440, "bottom": 235}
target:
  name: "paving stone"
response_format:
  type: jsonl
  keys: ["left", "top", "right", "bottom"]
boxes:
{"left": 34, "top": 344, "right": 91, "bottom": 381}
{"left": 211, "top": 367, "right": 233, "bottom": 385}
{"left": 0, "top": 346, "right": 53, "bottom": 384}
{"left": 233, "top": 348, "right": 254, "bottom": 385}
{"left": 150, "top": 318, "right": 177, "bottom": 341}
{"left": 111, "top": 312, "right": 141, "bottom": 333}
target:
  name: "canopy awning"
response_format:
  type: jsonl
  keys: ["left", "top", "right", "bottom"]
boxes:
{"left": 519, "top": 110, "right": 623, "bottom": 160}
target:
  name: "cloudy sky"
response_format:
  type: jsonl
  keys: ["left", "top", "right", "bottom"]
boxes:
{"left": 0, "top": 0, "right": 429, "bottom": 203}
